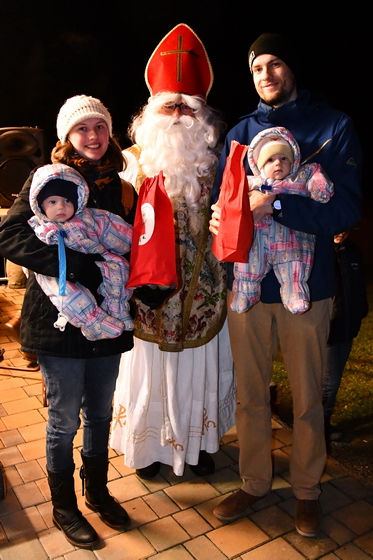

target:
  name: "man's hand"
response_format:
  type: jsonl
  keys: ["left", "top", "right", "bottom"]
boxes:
{"left": 209, "top": 203, "right": 221, "bottom": 235}
{"left": 209, "top": 191, "right": 276, "bottom": 234}
{"left": 249, "top": 190, "right": 276, "bottom": 223}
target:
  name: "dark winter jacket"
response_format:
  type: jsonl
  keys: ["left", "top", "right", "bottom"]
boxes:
{"left": 212, "top": 90, "right": 363, "bottom": 303}
{"left": 0, "top": 165, "right": 135, "bottom": 358}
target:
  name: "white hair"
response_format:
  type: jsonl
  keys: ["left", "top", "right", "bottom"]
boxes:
{"left": 129, "top": 93, "right": 221, "bottom": 213}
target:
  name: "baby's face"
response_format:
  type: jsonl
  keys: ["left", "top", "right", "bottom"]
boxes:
{"left": 41, "top": 195, "right": 75, "bottom": 222}
{"left": 263, "top": 153, "right": 291, "bottom": 180}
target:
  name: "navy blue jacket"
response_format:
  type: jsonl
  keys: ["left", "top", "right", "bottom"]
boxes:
{"left": 212, "top": 90, "right": 363, "bottom": 302}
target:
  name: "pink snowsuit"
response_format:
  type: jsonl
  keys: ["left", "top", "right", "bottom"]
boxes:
{"left": 28, "top": 163, "right": 133, "bottom": 341}
{"left": 231, "top": 127, "right": 334, "bottom": 314}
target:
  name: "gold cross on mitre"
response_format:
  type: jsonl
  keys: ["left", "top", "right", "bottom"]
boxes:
{"left": 161, "top": 34, "right": 198, "bottom": 82}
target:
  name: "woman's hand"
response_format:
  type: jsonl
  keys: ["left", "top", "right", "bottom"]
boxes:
{"left": 209, "top": 203, "right": 221, "bottom": 235}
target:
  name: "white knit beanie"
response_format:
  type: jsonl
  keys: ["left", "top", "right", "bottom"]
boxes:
{"left": 56, "top": 95, "right": 113, "bottom": 144}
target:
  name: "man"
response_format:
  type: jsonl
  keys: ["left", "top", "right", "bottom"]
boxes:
{"left": 111, "top": 24, "right": 235, "bottom": 479}
{"left": 210, "top": 33, "right": 362, "bottom": 537}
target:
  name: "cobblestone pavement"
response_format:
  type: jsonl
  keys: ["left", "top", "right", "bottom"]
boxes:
{"left": 1, "top": 284, "right": 373, "bottom": 559}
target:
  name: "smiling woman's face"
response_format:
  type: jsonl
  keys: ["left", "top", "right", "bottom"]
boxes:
{"left": 68, "top": 118, "right": 109, "bottom": 163}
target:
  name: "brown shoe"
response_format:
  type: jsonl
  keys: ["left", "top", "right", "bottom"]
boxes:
{"left": 213, "top": 489, "right": 265, "bottom": 522}
{"left": 295, "top": 499, "right": 322, "bottom": 537}
{"left": 21, "top": 351, "right": 38, "bottom": 364}
{"left": 5, "top": 315, "right": 21, "bottom": 342}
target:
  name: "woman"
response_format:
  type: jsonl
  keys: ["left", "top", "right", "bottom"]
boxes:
{"left": 0, "top": 95, "right": 135, "bottom": 548}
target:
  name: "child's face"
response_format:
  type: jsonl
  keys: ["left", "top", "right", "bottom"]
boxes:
{"left": 263, "top": 153, "right": 291, "bottom": 180}
{"left": 42, "top": 195, "right": 75, "bottom": 222}
{"left": 68, "top": 117, "right": 109, "bottom": 163}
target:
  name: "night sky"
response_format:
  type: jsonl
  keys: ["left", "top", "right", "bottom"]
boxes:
{"left": 1, "top": 1, "right": 369, "bottom": 197}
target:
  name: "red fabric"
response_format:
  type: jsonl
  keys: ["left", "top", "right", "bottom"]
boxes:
{"left": 127, "top": 172, "right": 178, "bottom": 289}
{"left": 145, "top": 23, "right": 213, "bottom": 99}
{"left": 212, "top": 141, "right": 253, "bottom": 263}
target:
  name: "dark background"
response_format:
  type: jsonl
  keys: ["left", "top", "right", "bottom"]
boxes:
{"left": 0, "top": 1, "right": 369, "bottom": 198}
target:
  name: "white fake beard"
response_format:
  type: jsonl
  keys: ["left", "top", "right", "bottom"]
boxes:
{"left": 135, "top": 113, "right": 217, "bottom": 216}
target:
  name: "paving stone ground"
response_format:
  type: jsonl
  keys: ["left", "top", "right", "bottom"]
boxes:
{"left": 1, "top": 284, "right": 373, "bottom": 559}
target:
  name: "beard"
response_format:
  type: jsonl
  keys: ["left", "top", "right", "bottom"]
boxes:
{"left": 132, "top": 96, "right": 219, "bottom": 214}
{"left": 262, "top": 88, "right": 294, "bottom": 107}
{"left": 259, "top": 74, "right": 297, "bottom": 108}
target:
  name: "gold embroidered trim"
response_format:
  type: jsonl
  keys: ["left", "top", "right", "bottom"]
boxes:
{"left": 126, "top": 145, "right": 146, "bottom": 193}
{"left": 202, "top": 408, "right": 217, "bottom": 435}
{"left": 112, "top": 404, "right": 126, "bottom": 430}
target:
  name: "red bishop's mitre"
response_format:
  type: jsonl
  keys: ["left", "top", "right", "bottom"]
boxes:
{"left": 145, "top": 23, "right": 214, "bottom": 100}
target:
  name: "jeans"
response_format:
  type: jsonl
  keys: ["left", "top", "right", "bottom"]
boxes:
{"left": 38, "top": 354, "right": 121, "bottom": 471}
{"left": 323, "top": 340, "right": 353, "bottom": 418}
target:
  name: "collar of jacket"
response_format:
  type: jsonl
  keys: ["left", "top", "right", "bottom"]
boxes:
{"left": 239, "top": 90, "right": 325, "bottom": 127}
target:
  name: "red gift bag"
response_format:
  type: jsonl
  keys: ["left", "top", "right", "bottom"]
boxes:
{"left": 212, "top": 140, "right": 253, "bottom": 263}
{"left": 127, "top": 171, "right": 178, "bottom": 288}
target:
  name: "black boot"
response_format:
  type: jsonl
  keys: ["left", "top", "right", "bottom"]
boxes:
{"left": 189, "top": 450, "right": 215, "bottom": 476}
{"left": 80, "top": 452, "right": 130, "bottom": 530}
{"left": 48, "top": 468, "right": 99, "bottom": 549}
{"left": 136, "top": 462, "right": 161, "bottom": 479}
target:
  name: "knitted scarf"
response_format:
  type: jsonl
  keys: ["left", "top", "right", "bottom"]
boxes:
{"left": 69, "top": 155, "right": 124, "bottom": 218}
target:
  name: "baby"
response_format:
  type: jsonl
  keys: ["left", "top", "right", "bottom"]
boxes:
{"left": 28, "top": 163, "right": 134, "bottom": 340}
{"left": 231, "top": 126, "right": 334, "bottom": 314}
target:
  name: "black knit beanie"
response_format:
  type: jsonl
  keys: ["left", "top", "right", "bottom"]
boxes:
{"left": 248, "top": 33, "right": 298, "bottom": 75}
{"left": 37, "top": 179, "right": 78, "bottom": 215}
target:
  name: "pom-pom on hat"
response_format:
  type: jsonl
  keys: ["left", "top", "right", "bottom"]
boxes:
{"left": 145, "top": 23, "right": 214, "bottom": 100}
{"left": 56, "top": 95, "right": 112, "bottom": 144}
{"left": 255, "top": 135, "right": 294, "bottom": 170}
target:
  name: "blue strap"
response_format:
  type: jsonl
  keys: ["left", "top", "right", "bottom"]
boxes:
{"left": 58, "top": 230, "right": 67, "bottom": 296}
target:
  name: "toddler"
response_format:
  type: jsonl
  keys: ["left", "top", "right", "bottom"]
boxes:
{"left": 28, "top": 162, "right": 134, "bottom": 340}
{"left": 232, "top": 126, "right": 334, "bottom": 314}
